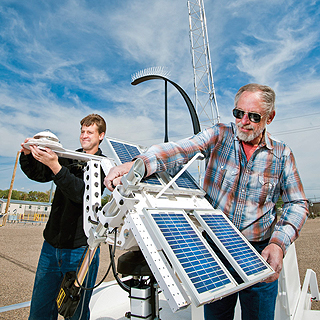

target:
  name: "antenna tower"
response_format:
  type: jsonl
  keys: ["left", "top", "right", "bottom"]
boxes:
{"left": 187, "top": 0, "right": 220, "bottom": 128}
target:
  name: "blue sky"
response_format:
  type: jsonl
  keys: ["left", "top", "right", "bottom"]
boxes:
{"left": 0, "top": 0, "right": 320, "bottom": 201}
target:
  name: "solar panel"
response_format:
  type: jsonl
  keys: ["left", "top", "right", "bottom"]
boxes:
{"left": 107, "top": 139, "right": 162, "bottom": 186}
{"left": 174, "top": 171, "right": 199, "bottom": 190}
{"left": 142, "top": 209, "right": 238, "bottom": 306}
{"left": 106, "top": 138, "right": 200, "bottom": 191}
{"left": 109, "top": 140, "right": 140, "bottom": 163}
{"left": 193, "top": 210, "right": 273, "bottom": 282}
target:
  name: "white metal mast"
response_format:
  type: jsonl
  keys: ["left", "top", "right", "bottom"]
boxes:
{"left": 187, "top": 0, "right": 220, "bottom": 128}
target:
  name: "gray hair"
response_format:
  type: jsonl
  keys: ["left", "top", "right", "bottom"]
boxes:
{"left": 234, "top": 83, "right": 276, "bottom": 113}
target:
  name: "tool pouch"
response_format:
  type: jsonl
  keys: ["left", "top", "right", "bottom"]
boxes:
{"left": 56, "top": 271, "right": 81, "bottom": 318}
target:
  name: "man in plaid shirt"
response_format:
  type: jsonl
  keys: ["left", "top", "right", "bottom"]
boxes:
{"left": 105, "top": 83, "right": 308, "bottom": 320}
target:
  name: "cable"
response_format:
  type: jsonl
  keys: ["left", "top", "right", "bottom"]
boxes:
{"left": 272, "top": 111, "right": 320, "bottom": 123}
{"left": 77, "top": 262, "right": 89, "bottom": 319}
{"left": 75, "top": 244, "right": 113, "bottom": 291}
{"left": 273, "top": 125, "right": 320, "bottom": 136}
{"left": 109, "top": 228, "right": 131, "bottom": 293}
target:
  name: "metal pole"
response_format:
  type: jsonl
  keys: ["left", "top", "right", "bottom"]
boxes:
{"left": 164, "top": 80, "right": 168, "bottom": 142}
{"left": 1, "top": 151, "right": 20, "bottom": 226}
{"left": 49, "top": 181, "right": 55, "bottom": 203}
{"left": 74, "top": 247, "right": 98, "bottom": 287}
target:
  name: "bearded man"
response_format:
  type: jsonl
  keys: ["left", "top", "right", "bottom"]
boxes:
{"left": 104, "top": 84, "right": 308, "bottom": 320}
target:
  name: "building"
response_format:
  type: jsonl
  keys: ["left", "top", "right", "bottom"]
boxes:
{"left": 0, "top": 198, "right": 51, "bottom": 222}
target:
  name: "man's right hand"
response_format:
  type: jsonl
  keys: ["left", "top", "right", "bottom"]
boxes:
{"left": 104, "top": 161, "right": 135, "bottom": 191}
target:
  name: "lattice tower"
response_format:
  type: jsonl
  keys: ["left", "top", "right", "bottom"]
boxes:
{"left": 187, "top": 0, "right": 220, "bottom": 128}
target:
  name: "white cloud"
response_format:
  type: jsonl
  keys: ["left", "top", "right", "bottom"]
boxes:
{"left": 0, "top": 0, "right": 319, "bottom": 199}
{"left": 109, "top": 0, "right": 190, "bottom": 67}
{"left": 234, "top": 13, "right": 318, "bottom": 85}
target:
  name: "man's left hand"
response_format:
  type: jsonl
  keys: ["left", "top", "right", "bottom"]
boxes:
{"left": 261, "top": 243, "right": 284, "bottom": 283}
{"left": 29, "top": 145, "right": 62, "bottom": 175}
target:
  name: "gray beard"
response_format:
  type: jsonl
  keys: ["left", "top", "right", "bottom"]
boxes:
{"left": 236, "top": 123, "right": 264, "bottom": 143}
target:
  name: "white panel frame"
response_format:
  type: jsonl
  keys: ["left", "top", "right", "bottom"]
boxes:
{"left": 142, "top": 208, "right": 239, "bottom": 307}
{"left": 193, "top": 209, "right": 274, "bottom": 283}
{"left": 126, "top": 212, "right": 191, "bottom": 313}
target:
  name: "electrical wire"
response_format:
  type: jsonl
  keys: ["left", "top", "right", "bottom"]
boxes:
{"left": 75, "top": 241, "right": 113, "bottom": 291}
{"left": 109, "top": 228, "right": 131, "bottom": 293}
{"left": 272, "top": 125, "right": 320, "bottom": 136}
{"left": 77, "top": 262, "right": 89, "bottom": 319}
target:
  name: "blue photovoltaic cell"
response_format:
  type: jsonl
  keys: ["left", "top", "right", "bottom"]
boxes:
{"left": 151, "top": 212, "right": 231, "bottom": 294}
{"left": 109, "top": 139, "right": 199, "bottom": 189}
{"left": 174, "top": 171, "right": 199, "bottom": 190}
{"left": 109, "top": 140, "right": 140, "bottom": 163}
{"left": 109, "top": 140, "right": 161, "bottom": 185}
{"left": 201, "top": 214, "right": 268, "bottom": 276}
{"left": 141, "top": 174, "right": 162, "bottom": 185}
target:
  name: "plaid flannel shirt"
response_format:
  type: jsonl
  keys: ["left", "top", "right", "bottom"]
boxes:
{"left": 137, "top": 122, "right": 308, "bottom": 255}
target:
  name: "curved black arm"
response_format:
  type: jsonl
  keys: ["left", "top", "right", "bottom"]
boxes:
{"left": 131, "top": 75, "right": 201, "bottom": 136}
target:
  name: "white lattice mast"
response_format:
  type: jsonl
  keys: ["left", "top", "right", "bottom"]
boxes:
{"left": 187, "top": 0, "right": 220, "bottom": 128}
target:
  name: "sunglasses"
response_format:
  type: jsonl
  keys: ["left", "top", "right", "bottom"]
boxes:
{"left": 232, "top": 108, "right": 263, "bottom": 123}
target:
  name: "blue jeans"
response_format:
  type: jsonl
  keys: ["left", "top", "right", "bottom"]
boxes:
{"left": 204, "top": 237, "right": 278, "bottom": 320}
{"left": 29, "top": 241, "right": 100, "bottom": 320}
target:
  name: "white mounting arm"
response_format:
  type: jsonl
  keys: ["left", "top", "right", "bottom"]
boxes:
{"left": 85, "top": 158, "right": 145, "bottom": 250}
{"left": 156, "top": 152, "right": 204, "bottom": 199}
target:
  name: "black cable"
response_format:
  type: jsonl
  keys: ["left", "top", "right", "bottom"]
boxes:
{"left": 77, "top": 263, "right": 89, "bottom": 319}
{"left": 109, "top": 228, "right": 131, "bottom": 293}
{"left": 75, "top": 244, "right": 113, "bottom": 291}
{"left": 79, "top": 255, "right": 113, "bottom": 291}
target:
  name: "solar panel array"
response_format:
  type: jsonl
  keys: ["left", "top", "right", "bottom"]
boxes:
{"left": 194, "top": 211, "right": 270, "bottom": 279}
{"left": 150, "top": 211, "right": 232, "bottom": 294}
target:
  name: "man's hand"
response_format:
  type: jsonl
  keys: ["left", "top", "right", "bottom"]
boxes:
{"left": 261, "top": 243, "right": 284, "bottom": 283}
{"left": 104, "top": 161, "right": 135, "bottom": 191}
{"left": 20, "top": 138, "right": 32, "bottom": 155}
{"left": 29, "top": 145, "right": 62, "bottom": 175}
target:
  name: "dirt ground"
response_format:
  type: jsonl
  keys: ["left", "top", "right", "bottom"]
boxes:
{"left": 0, "top": 217, "right": 320, "bottom": 319}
